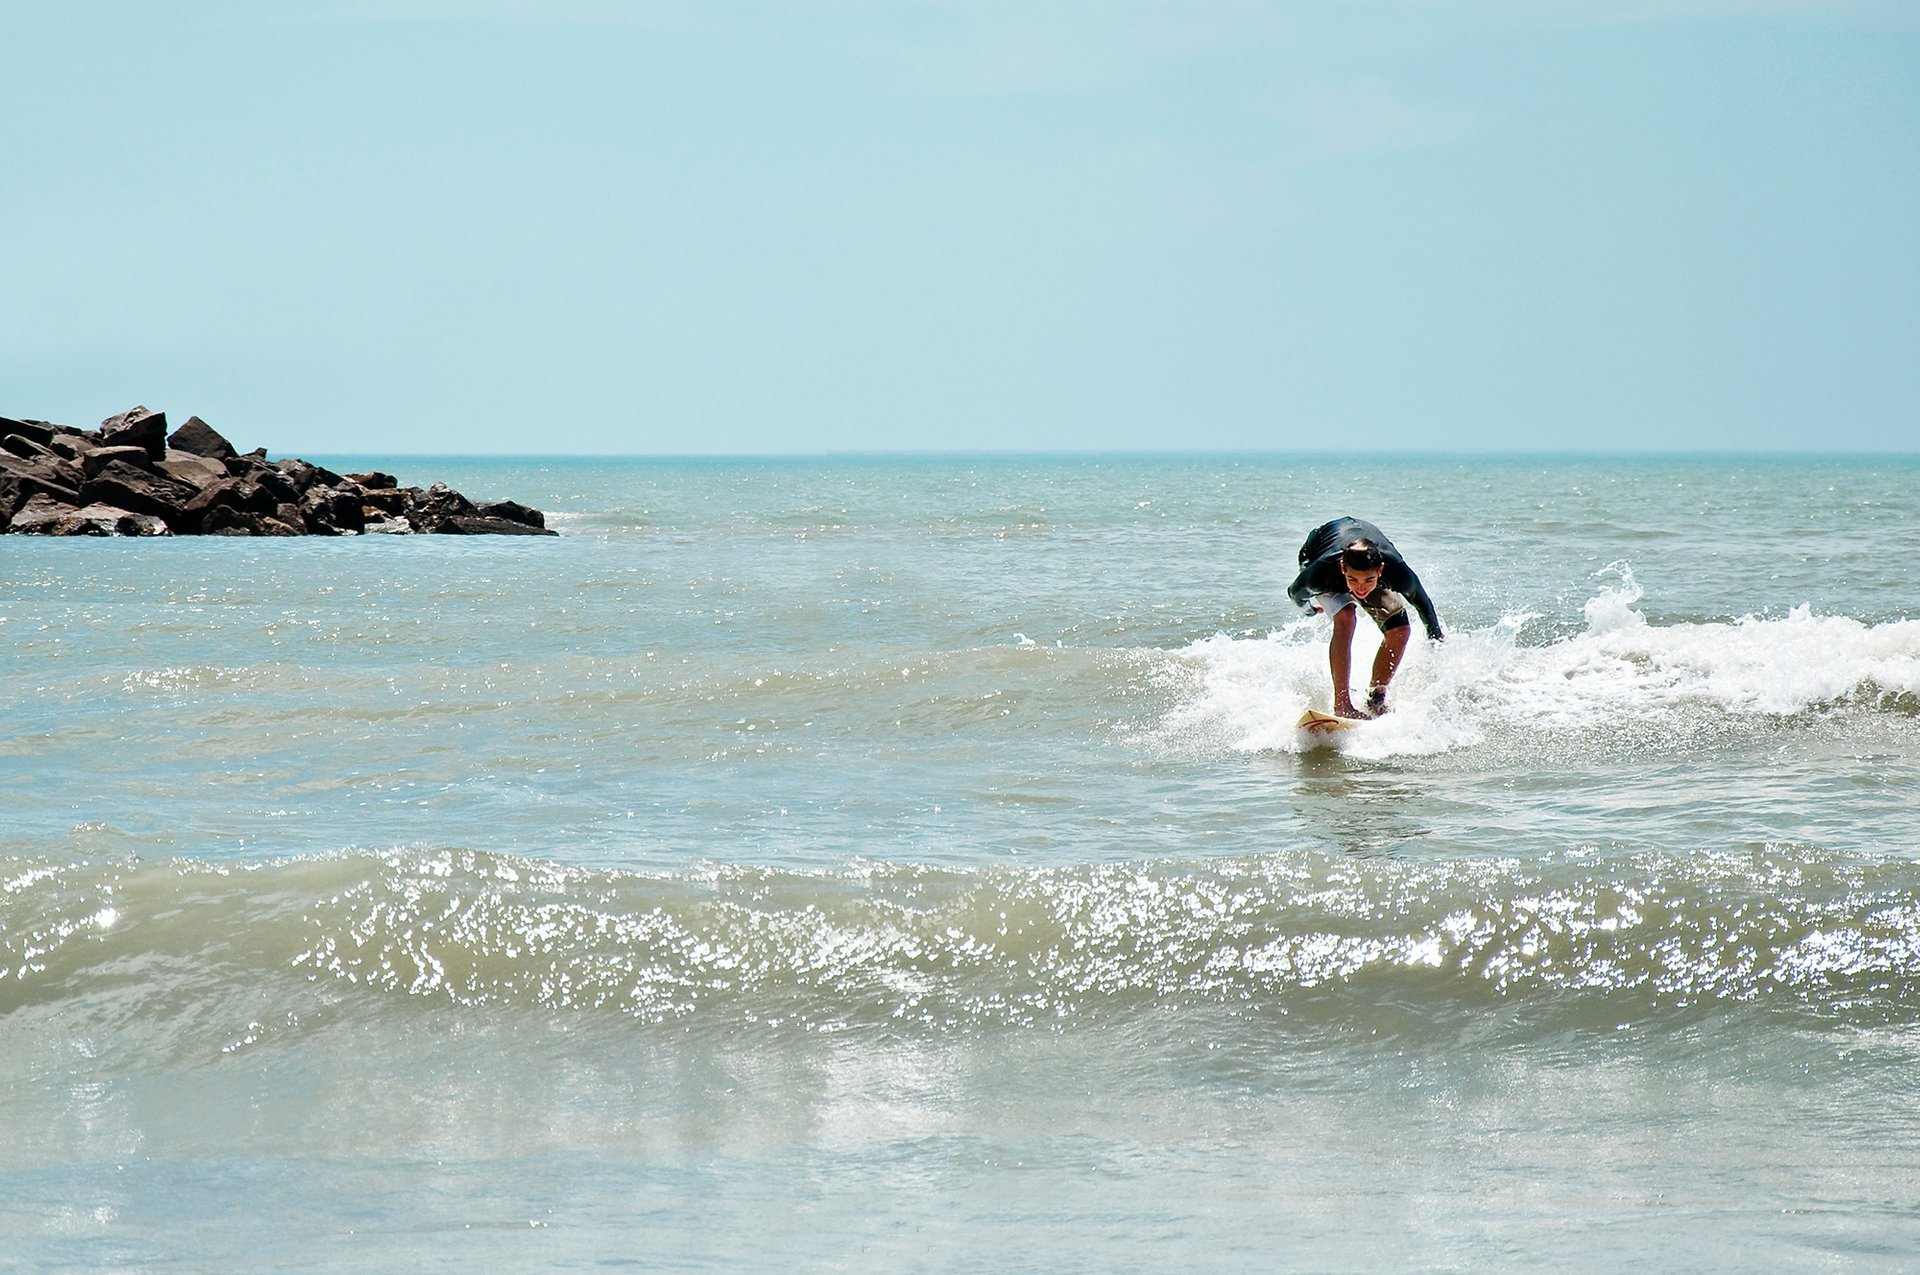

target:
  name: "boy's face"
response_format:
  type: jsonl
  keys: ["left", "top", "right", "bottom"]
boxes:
{"left": 1340, "top": 561, "right": 1382, "bottom": 598}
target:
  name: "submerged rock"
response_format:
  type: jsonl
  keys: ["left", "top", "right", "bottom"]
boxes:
{"left": 2, "top": 405, "right": 557, "bottom": 538}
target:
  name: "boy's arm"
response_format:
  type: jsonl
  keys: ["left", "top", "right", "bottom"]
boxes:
{"left": 1401, "top": 569, "right": 1444, "bottom": 641}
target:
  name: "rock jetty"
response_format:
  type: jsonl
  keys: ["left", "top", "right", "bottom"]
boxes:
{"left": 2, "top": 406, "right": 555, "bottom": 537}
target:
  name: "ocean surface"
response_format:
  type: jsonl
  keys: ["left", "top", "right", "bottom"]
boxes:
{"left": 4, "top": 453, "right": 1919, "bottom": 1271}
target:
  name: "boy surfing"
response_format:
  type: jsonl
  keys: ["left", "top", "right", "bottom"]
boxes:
{"left": 1288, "top": 517, "right": 1444, "bottom": 720}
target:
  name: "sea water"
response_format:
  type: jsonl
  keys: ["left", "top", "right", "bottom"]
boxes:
{"left": 3, "top": 454, "right": 1918, "bottom": 1271}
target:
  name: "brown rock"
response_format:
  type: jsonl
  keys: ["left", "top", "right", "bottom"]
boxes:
{"left": 475, "top": 499, "right": 546, "bottom": 529}
{"left": 436, "top": 514, "right": 558, "bottom": 536}
{"left": 99, "top": 407, "right": 168, "bottom": 460}
{"left": 1, "top": 418, "right": 57, "bottom": 447}
{"left": 224, "top": 455, "right": 301, "bottom": 504}
{"left": 3, "top": 433, "right": 67, "bottom": 464}
{"left": 201, "top": 504, "right": 300, "bottom": 536}
{"left": 408, "top": 482, "right": 475, "bottom": 532}
{"left": 300, "top": 485, "right": 366, "bottom": 535}
{"left": 8, "top": 493, "right": 78, "bottom": 532}
{"left": 46, "top": 434, "right": 97, "bottom": 462}
{"left": 81, "top": 446, "right": 156, "bottom": 478}
{"left": 78, "top": 459, "right": 200, "bottom": 530}
{"left": 202, "top": 506, "right": 268, "bottom": 536}
{"left": 0, "top": 477, "right": 28, "bottom": 523}
{"left": 276, "top": 458, "right": 345, "bottom": 492}
{"left": 157, "top": 451, "right": 229, "bottom": 486}
{"left": 182, "top": 475, "right": 283, "bottom": 530}
{"left": 166, "top": 416, "right": 239, "bottom": 460}
{"left": 358, "top": 487, "right": 411, "bottom": 516}
{"left": 0, "top": 454, "right": 84, "bottom": 518}
{"left": 0, "top": 450, "right": 80, "bottom": 487}
{"left": 10, "top": 494, "right": 169, "bottom": 536}
{"left": 0, "top": 473, "right": 46, "bottom": 523}
{"left": 181, "top": 478, "right": 245, "bottom": 529}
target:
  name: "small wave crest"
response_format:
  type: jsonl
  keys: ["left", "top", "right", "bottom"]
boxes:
{"left": 1151, "top": 564, "right": 1920, "bottom": 759}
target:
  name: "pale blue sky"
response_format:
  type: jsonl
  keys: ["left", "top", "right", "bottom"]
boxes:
{"left": 5, "top": 1, "right": 1916, "bottom": 455}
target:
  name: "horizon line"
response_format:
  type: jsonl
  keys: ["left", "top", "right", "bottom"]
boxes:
{"left": 294, "top": 446, "right": 1920, "bottom": 462}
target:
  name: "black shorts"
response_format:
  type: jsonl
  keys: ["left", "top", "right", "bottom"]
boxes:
{"left": 1313, "top": 587, "right": 1410, "bottom": 633}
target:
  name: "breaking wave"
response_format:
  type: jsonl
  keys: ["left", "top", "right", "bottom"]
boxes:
{"left": 1155, "top": 564, "right": 1920, "bottom": 758}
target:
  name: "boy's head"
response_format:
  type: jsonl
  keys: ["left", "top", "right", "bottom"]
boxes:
{"left": 1339, "top": 541, "right": 1384, "bottom": 597}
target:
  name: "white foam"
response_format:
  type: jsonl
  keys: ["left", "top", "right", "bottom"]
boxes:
{"left": 1154, "top": 564, "right": 1920, "bottom": 758}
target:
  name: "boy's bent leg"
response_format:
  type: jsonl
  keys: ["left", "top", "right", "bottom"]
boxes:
{"left": 1367, "top": 624, "right": 1411, "bottom": 711}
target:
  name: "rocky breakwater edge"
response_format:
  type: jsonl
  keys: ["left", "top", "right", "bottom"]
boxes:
{"left": 1, "top": 406, "right": 554, "bottom": 537}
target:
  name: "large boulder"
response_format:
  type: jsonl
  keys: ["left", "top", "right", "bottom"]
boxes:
{"left": 157, "top": 451, "right": 230, "bottom": 486}
{"left": 180, "top": 477, "right": 247, "bottom": 529}
{"left": 167, "top": 415, "right": 239, "bottom": 460}
{"left": 10, "top": 494, "right": 169, "bottom": 536}
{"left": 2, "top": 433, "right": 68, "bottom": 464}
{"left": 0, "top": 454, "right": 84, "bottom": 520}
{"left": 475, "top": 499, "right": 546, "bottom": 529}
{"left": 357, "top": 486, "right": 412, "bottom": 517}
{"left": 78, "top": 459, "right": 200, "bottom": 531}
{"left": 223, "top": 455, "right": 301, "bottom": 504}
{"left": 0, "top": 450, "right": 82, "bottom": 490}
{"left": 81, "top": 445, "right": 157, "bottom": 478}
{"left": 99, "top": 406, "right": 168, "bottom": 461}
{"left": 0, "top": 473, "right": 46, "bottom": 523}
{"left": 1, "top": 417, "right": 57, "bottom": 448}
{"left": 275, "top": 457, "right": 345, "bottom": 492}
{"left": 299, "top": 485, "right": 366, "bottom": 535}
{"left": 0, "top": 475, "right": 30, "bottom": 523}
{"left": 44, "top": 435, "right": 93, "bottom": 464}
{"left": 8, "top": 493, "right": 76, "bottom": 532}
{"left": 408, "top": 482, "right": 476, "bottom": 533}
{"left": 181, "top": 474, "right": 285, "bottom": 530}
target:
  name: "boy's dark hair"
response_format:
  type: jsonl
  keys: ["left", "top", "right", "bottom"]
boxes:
{"left": 1341, "top": 541, "right": 1384, "bottom": 570}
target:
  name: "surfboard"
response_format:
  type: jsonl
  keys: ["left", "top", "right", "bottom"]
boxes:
{"left": 1296, "top": 709, "right": 1358, "bottom": 737}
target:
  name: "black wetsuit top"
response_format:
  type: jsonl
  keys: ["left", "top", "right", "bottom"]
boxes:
{"left": 1286, "top": 517, "right": 1444, "bottom": 641}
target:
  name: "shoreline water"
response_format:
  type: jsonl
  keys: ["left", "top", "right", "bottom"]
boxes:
{"left": 5, "top": 453, "right": 1918, "bottom": 1268}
